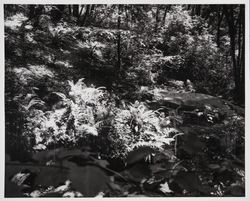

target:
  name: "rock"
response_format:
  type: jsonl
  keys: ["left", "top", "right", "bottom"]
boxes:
{"left": 151, "top": 91, "right": 243, "bottom": 115}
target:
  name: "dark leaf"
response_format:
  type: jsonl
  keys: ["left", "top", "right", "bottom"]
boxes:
{"left": 179, "top": 134, "right": 205, "bottom": 155}
{"left": 107, "top": 181, "right": 122, "bottom": 192}
{"left": 208, "top": 164, "right": 220, "bottom": 170}
{"left": 213, "top": 169, "right": 235, "bottom": 184}
{"left": 93, "top": 159, "right": 110, "bottom": 168}
{"left": 41, "top": 192, "right": 63, "bottom": 197}
{"left": 35, "top": 165, "right": 69, "bottom": 186}
{"left": 152, "top": 151, "right": 175, "bottom": 163}
{"left": 5, "top": 179, "right": 23, "bottom": 197}
{"left": 126, "top": 146, "right": 155, "bottom": 165}
{"left": 57, "top": 149, "right": 87, "bottom": 159}
{"left": 225, "top": 185, "right": 245, "bottom": 196}
{"left": 6, "top": 162, "right": 69, "bottom": 187}
{"left": 63, "top": 161, "right": 110, "bottom": 197}
{"left": 125, "top": 162, "right": 152, "bottom": 182}
{"left": 174, "top": 171, "right": 203, "bottom": 192}
{"left": 32, "top": 148, "right": 64, "bottom": 163}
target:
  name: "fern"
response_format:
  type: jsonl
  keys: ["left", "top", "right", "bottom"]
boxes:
{"left": 24, "top": 79, "right": 111, "bottom": 150}
{"left": 112, "top": 101, "right": 179, "bottom": 157}
{"left": 21, "top": 98, "right": 45, "bottom": 110}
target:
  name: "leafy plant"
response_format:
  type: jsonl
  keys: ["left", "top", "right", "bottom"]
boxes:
{"left": 24, "top": 78, "right": 112, "bottom": 150}
{"left": 111, "top": 101, "right": 179, "bottom": 157}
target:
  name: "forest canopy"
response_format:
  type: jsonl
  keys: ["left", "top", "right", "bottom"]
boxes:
{"left": 5, "top": 4, "right": 245, "bottom": 197}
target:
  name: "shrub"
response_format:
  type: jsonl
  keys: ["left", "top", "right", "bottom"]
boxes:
{"left": 158, "top": 5, "right": 232, "bottom": 97}
{"left": 111, "top": 101, "right": 178, "bottom": 158}
{"left": 24, "top": 78, "right": 113, "bottom": 150}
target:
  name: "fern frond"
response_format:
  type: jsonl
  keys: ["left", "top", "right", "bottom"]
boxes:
{"left": 52, "top": 92, "right": 69, "bottom": 102}
{"left": 23, "top": 98, "right": 45, "bottom": 110}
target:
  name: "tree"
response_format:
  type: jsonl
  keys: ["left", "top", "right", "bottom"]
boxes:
{"left": 117, "top": 5, "right": 122, "bottom": 73}
{"left": 154, "top": 5, "right": 160, "bottom": 32}
{"left": 80, "top": 5, "right": 90, "bottom": 26}
{"left": 216, "top": 6, "right": 224, "bottom": 47}
{"left": 223, "top": 5, "right": 245, "bottom": 104}
{"left": 73, "top": 5, "right": 79, "bottom": 18}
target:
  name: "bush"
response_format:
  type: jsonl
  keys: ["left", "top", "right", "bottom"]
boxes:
{"left": 158, "top": 6, "right": 232, "bottom": 97}
{"left": 23, "top": 78, "right": 113, "bottom": 150}
{"left": 111, "top": 101, "right": 178, "bottom": 158}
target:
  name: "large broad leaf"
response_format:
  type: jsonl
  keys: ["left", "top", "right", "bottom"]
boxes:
{"left": 57, "top": 149, "right": 91, "bottom": 160}
{"left": 150, "top": 160, "right": 176, "bottom": 180}
{"left": 159, "top": 181, "right": 173, "bottom": 194}
{"left": 126, "top": 146, "right": 155, "bottom": 165}
{"left": 225, "top": 184, "right": 245, "bottom": 196}
{"left": 152, "top": 151, "right": 175, "bottom": 164}
{"left": 125, "top": 162, "right": 152, "bottom": 182}
{"left": 32, "top": 148, "right": 64, "bottom": 163}
{"left": 173, "top": 171, "right": 210, "bottom": 194}
{"left": 92, "top": 158, "right": 110, "bottom": 168}
{"left": 6, "top": 162, "right": 69, "bottom": 188}
{"left": 159, "top": 92, "right": 227, "bottom": 110}
{"left": 32, "top": 148, "right": 92, "bottom": 165}
{"left": 5, "top": 178, "right": 23, "bottom": 197}
{"left": 34, "top": 165, "right": 69, "bottom": 186}
{"left": 63, "top": 161, "right": 110, "bottom": 197}
{"left": 179, "top": 134, "right": 205, "bottom": 155}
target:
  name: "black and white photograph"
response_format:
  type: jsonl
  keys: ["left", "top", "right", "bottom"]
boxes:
{"left": 3, "top": 1, "right": 248, "bottom": 198}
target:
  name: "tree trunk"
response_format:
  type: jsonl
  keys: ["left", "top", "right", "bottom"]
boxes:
{"left": 28, "top": 5, "right": 35, "bottom": 19}
{"left": 125, "top": 5, "right": 129, "bottom": 28}
{"left": 216, "top": 8, "right": 224, "bottom": 47}
{"left": 117, "top": 5, "right": 122, "bottom": 73}
{"left": 33, "top": 5, "right": 44, "bottom": 27}
{"left": 195, "top": 5, "right": 201, "bottom": 15}
{"left": 73, "top": 5, "right": 79, "bottom": 18}
{"left": 79, "top": 5, "right": 84, "bottom": 18}
{"left": 238, "top": 5, "right": 245, "bottom": 105}
{"left": 155, "top": 6, "right": 159, "bottom": 32}
{"left": 56, "top": 5, "right": 65, "bottom": 20}
{"left": 68, "top": 5, "right": 71, "bottom": 15}
{"left": 191, "top": 5, "right": 195, "bottom": 16}
{"left": 223, "top": 5, "right": 244, "bottom": 104}
{"left": 90, "top": 4, "right": 95, "bottom": 15}
{"left": 162, "top": 5, "right": 170, "bottom": 26}
{"left": 80, "top": 5, "right": 90, "bottom": 26}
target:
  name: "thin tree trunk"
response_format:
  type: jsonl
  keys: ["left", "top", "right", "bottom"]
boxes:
{"left": 79, "top": 5, "right": 84, "bottom": 18}
{"left": 81, "top": 5, "right": 90, "bottom": 26}
{"left": 162, "top": 5, "right": 169, "bottom": 26}
{"left": 155, "top": 6, "right": 160, "bottom": 32}
{"left": 223, "top": 5, "right": 243, "bottom": 104}
{"left": 196, "top": 5, "right": 201, "bottom": 15}
{"left": 90, "top": 4, "right": 95, "bottom": 14}
{"left": 73, "top": 5, "right": 79, "bottom": 18}
{"left": 191, "top": 5, "right": 195, "bottom": 16}
{"left": 204, "top": 5, "right": 212, "bottom": 20}
{"left": 68, "top": 5, "right": 71, "bottom": 15}
{"left": 239, "top": 5, "right": 245, "bottom": 104}
{"left": 28, "top": 5, "right": 35, "bottom": 19}
{"left": 125, "top": 5, "right": 129, "bottom": 28}
{"left": 237, "top": 5, "right": 243, "bottom": 69}
{"left": 216, "top": 8, "right": 224, "bottom": 47}
{"left": 117, "top": 5, "right": 122, "bottom": 73}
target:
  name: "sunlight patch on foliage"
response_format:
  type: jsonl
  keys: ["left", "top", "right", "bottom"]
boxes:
{"left": 159, "top": 181, "right": 173, "bottom": 194}
{"left": 5, "top": 13, "right": 28, "bottom": 31}
{"left": 23, "top": 78, "right": 113, "bottom": 150}
{"left": 112, "top": 101, "right": 178, "bottom": 156}
{"left": 54, "top": 60, "right": 73, "bottom": 69}
{"left": 10, "top": 65, "right": 54, "bottom": 85}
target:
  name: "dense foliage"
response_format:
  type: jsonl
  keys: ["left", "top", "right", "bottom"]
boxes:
{"left": 5, "top": 4, "right": 245, "bottom": 197}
